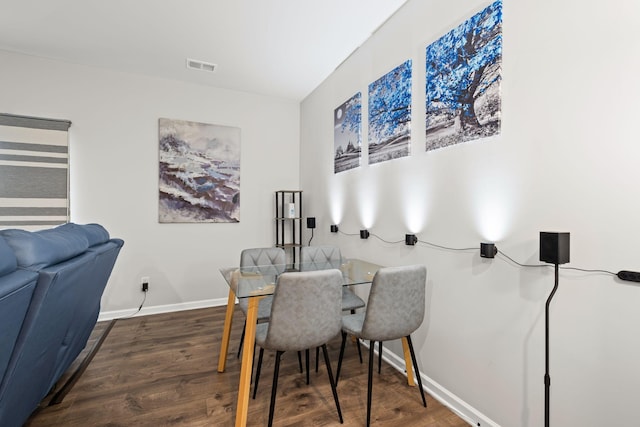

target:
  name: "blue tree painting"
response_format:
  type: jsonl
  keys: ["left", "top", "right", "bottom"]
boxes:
{"left": 334, "top": 92, "right": 362, "bottom": 173}
{"left": 368, "top": 59, "right": 412, "bottom": 165}
{"left": 425, "top": 0, "right": 502, "bottom": 151}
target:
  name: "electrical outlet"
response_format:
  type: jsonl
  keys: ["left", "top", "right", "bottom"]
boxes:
{"left": 141, "top": 276, "right": 150, "bottom": 292}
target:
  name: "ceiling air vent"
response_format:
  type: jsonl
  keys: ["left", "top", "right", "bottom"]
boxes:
{"left": 186, "top": 58, "right": 217, "bottom": 73}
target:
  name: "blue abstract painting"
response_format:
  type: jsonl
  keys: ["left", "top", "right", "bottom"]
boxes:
{"left": 334, "top": 92, "right": 362, "bottom": 173}
{"left": 159, "top": 118, "right": 240, "bottom": 223}
{"left": 425, "top": 0, "right": 502, "bottom": 151}
{"left": 368, "top": 59, "right": 412, "bottom": 165}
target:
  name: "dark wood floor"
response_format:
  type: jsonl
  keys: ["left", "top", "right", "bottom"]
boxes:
{"left": 26, "top": 305, "right": 468, "bottom": 426}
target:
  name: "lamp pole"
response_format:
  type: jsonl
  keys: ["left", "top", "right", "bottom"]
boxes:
{"left": 544, "top": 263, "right": 559, "bottom": 427}
{"left": 539, "top": 231, "right": 569, "bottom": 427}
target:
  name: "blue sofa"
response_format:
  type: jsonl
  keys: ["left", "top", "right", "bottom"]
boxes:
{"left": 0, "top": 223, "right": 124, "bottom": 427}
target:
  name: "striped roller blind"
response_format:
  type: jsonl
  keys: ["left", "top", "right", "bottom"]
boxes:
{"left": 0, "top": 113, "right": 71, "bottom": 230}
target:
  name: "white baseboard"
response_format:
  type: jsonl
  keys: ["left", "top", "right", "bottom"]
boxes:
{"left": 364, "top": 340, "right": 500, "bottom": 427}
{"left": 98, "top": 298, "right": 230, "bottom": 322}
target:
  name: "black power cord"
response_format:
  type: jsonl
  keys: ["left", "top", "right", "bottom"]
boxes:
{"left": 118, "top": 289, "right": 147, "bottom": 320}
{"left": 335, "top": 227, "right": 621, "bottom": 279}
{"left": 417, "top": 239, "right": 476, "bottom": 252}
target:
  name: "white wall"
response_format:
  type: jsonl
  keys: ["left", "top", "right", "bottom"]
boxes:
{"left": 300, "top": 0, "right": 640, "bottom": 426}
{"left": 0, "top": 50, "right": 300, "bottom": 314}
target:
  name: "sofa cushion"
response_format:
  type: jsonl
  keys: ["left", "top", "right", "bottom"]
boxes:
{"left": 56, "top": 223, "right": 110, "bottom": 247}
{"left": 75, "top": 223, "right": 110, "bottom": 247}
{"left": 0, "top": 236, "right": 18, "bottom": 276}
{"left": 0, "top": 226, "right": 89, "bottom": 270}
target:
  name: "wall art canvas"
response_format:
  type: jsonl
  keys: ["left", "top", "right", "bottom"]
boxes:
{"left": 368, "top": 59, "right": 412, "bottom": 165}
{"left": 425, "top": 0, "right": 502, "bottom": 151}
{"left": 159, "top": 118, "right": 240, "bottom": 223}
{"left": 334, "top": 92, "right": 362, "bottom": 173}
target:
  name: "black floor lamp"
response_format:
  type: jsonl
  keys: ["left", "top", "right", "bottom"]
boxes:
{"left": 539, "top": 232, "right": 570, "bottom": 427}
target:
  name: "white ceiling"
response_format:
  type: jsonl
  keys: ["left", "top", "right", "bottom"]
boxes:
{"left": 0, "top": 0, "right": 407, "bottom": 101}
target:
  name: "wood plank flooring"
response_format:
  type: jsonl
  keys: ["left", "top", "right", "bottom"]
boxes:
{"left": 26, "top": 305, "right": 469, "bottom": 426}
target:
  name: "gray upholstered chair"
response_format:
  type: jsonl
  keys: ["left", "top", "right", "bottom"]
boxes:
{"left": 252, "top": 269, "right": 344, "bottom": 427}
{"left": 236, "top": 247, "right": 285, "bottom": 358}
{"left": 300, "top": 245, "right": 366, "bottom": 312}
{"left": 300, "top": 245, "right": 366, "bottom": 368}
{"left": 336, "top": 264, "right": 427, "bottom": 426}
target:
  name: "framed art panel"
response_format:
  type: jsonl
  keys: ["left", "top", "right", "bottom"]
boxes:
{"left": 368, "top": 60, "right": 412, "bottom": 165}
{"left": 159, "top": 118, "right": 240, "bottom": 223}
{"left": 334, "top": 92, "right": 362, "bottom": 173}
{"left": 425, "top": 0, "right": 502, "bottom": 151}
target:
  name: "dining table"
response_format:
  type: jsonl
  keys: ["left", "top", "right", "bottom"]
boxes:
{"left": 217, "top": 258, "right": 419, "bottom": 427}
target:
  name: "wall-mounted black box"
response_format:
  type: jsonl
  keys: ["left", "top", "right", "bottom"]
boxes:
{"left": 306, "top": 217, "right": 316, "bottom": 229}
{"left": 480, "top": 242, "right": 497, "bottom": 258}
{"left": 539, "top": 232, "right": 570, "bottom": 265}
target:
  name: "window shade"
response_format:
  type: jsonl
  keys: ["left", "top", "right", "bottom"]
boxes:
{"left": 0, "top": 113, "right": 71, "bottom": 230}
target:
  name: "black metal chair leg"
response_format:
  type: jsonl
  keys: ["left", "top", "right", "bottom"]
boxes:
{"left": 297, "top": 351, "right": 303, "bottom": 373}
{"left": 349, "top": 309, "right": 364, "bottom": 365}
{"left": 237, "top": 320, "right": 246, "bottom": 358}
{"left": 250, "top": 339, "right": 257, "bottom": 386}
{"left": 268, "top": 351, "right": 283, "bottom": 427}
{"left": 367, "top": 340, "right": 375, "bottom": 427}
{"left": 315, "top": 346, "right": 320, "bottom": 373}
{"left": 322, "top": 344, "right": 343, "bottom": 423}
{"left": 336, "top": 331, "right": 348, "bottom": 383}
{"left": 253, "top": 347, "right": 264, "bottom": 399}
{"left": 305, "top": 349, "right": 310, "bottom": 385}
{"left": 406, "top": 335, "right": 427, "bottom": 407}
{"left": 378, "top": 341, "right": 383, "bottom": 374}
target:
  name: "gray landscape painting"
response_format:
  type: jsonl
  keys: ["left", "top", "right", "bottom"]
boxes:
{"left": 158, "top": 118, "right": 240, "bottom": 223}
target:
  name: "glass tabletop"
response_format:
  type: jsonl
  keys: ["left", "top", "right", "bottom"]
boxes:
{"left": 220, "top": 258, "right": 382, "bottom": 298}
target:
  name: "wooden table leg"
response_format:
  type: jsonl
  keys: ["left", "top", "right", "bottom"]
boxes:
{"left": 235, "top": 296, "right": 261, "bottom": 427}
{"left": 217, "top": 288, "right": 237, "bottom": 373}
{"left": 401, "top": 336, "right": 415, "bottom": 387}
